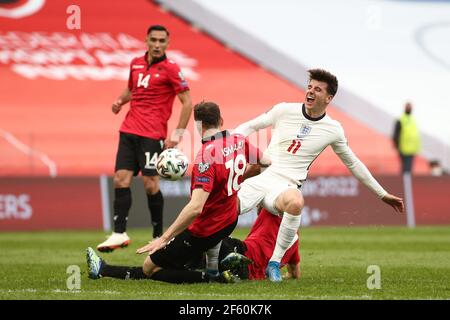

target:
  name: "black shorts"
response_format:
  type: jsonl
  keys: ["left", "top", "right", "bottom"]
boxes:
{"left": 114, "top": 132, "right": 164, "bottom": 176}
{"left": 219, "top": 237, "right": 249, "bottom": 280}
{"left": 150, "top": 218, "right": 238, "bottom": 270}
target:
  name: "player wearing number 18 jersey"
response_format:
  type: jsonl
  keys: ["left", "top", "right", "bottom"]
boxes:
{"left": 234, "top": 69, "right": 405, "bottom": 282}
{"left": 86, "top": 102, "right": 265, "bottom": 284}
{"left": 137, "top": 102, "right": 262, "bottom": 283}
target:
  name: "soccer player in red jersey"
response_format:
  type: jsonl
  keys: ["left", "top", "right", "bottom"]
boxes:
{"left": 87, "top": 101, "right": 270, "bottom": 283}
{"left": 219, "top": 208, "right": 300, "bottom": 280}
{"left": 97, "top": 25, "right": 193, "bottom": 251}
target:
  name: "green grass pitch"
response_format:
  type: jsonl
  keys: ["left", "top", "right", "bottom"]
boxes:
{"left": 1, "top": 226, "right": 449, "bottom": 300}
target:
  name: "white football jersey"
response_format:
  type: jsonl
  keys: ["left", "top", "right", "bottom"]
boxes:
{"left": 234, "top": 102, "right": 387, "bottom": 198}
{"left": 264, "top": 102, "right": 346, "bottom": 182}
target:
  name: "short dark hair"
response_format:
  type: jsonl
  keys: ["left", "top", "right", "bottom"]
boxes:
{"left": 194, "top": 101, "right": 221, "bottom": 129}
{"left": 147, "top": 25, "right": 170, "bottom": 36}
{"left": 308, "top": 69, "right": 338, "bottom": 96}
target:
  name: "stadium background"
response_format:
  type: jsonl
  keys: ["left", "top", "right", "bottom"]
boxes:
{"left": 1, "top": 0, "right": 448, "bottom": 231}
{"left": 0, "top": 0, "right": 450, "bottom": 300}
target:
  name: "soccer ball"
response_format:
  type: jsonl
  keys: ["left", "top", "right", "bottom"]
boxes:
{"left": 156, "top": 148, "right": 189, "bottom": 181}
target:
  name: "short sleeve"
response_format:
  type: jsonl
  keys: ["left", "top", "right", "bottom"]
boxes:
{"left": 192, "top": 157, "right": 215, "bottom": 193}
{"left": 167, "top": 61, "right": 189, "bottom": 94}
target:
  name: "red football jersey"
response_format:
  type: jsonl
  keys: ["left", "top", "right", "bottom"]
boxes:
{"left": 244, "top": 209, "right": 300, "bottom": 280}
{"left": 188, "top": 131, "right": 261, "bottom": 237}
{"left": 120, "top": 53, "right": 189, "bottom": 140}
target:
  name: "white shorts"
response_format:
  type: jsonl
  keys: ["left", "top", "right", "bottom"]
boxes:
{"left": 238, "top": 169, "right": 301, "bottom": 216}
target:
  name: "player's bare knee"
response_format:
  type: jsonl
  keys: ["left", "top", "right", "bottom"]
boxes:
{"left": 114, "top": 171, "right": 132, "bottom": 188}
{"left": 281, "top": 190, "right": 304, "bottom": 215}
{"left": 142, "top": 257, "right": 156, "bottom": 277}
{"left": 143, "top": 176, "right": 160, "bottom": 194}
{"left": 286, "top": 197, "right": 304, "bottom": 214}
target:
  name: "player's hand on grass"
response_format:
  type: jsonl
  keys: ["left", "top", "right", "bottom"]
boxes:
{"left": 112, "top": 99, "right": 123, "bottom": 114}
{"left": 282, "top": 271, "right": 292, "bottom": 280}
{"left": 135, "top": 242, "right": 152, "bottom": 254}
{"left": 136, "top": 237, "right": 167, "bottom": 255}
{"left": 382, "top": 194, "right": 404, "bottom": 213}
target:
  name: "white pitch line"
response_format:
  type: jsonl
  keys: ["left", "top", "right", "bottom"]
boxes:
{"left": 1, "top": 289, "right": 447, "bottom": 300}
{"left": 0, "top": 127, "right": 57, "bottom": 177}
{"left": 0, "top": 289, "right": 371, "bottom": 299}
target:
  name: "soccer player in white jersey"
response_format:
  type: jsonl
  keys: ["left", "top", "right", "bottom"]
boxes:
{"left": 234, "top": 69, "right": 404, "bottom": 282}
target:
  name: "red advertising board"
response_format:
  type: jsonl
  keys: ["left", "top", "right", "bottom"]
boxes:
{"left": 0, "top": 175, "right": 448, "bottom": 231}
{"left": 301, "top": 176, "right": 406, "bottom": 226}
{"left": 301, "top": 175, "right": 450, "bottom": 226}
{"left": 413, "top": 176, "right": 450, "bottom": 225}
{"left": 0, "top": 177, "right": 103, "bottom": 230}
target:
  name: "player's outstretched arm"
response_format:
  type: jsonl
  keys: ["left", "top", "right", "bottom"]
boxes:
{"left": 337, "top": 150, "right": 405, "bottom": 213}
{"left": 112, "top": 87, "right": 131, "bottom": 114}
{"left": 332, "top": 137, "right": 405, "bottom": 213}
{"left": 233, "top": 113, "right": 273, "bottom": 137}
{"left": 136, "top": 188, "right": 209, "bottom": 254}
{"left": 234, "top": 102, "right": 287, "bottom": 136}
{"left": 233, "top": 102, "right": 288, "bottom": 137}
{"left": 382, "top": 194, "right": 404, "bottom": 213}
{"left": 328, "top": 125, "right": 406, "bottom": 215}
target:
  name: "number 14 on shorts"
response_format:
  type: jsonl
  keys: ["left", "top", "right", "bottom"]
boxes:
{"left": 145, "top": 152, "right": 158, "bottom": 169}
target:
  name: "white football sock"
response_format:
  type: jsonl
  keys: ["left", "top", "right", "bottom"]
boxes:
{"left": 206, "top": 242, "right": 221, "bottom": 272}
{"left": 287, "top": 233, "right": 299, "bottom": 250}
{"left": 270, "top": 212, "right": 301, "bottom": 263}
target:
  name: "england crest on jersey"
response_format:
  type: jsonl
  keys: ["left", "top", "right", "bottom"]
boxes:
{"left": 297, "top": 125, "right": 312, "bottom": 139}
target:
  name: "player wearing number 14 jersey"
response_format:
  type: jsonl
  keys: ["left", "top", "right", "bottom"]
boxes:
{"left": 234, "top": 69, "right": 405, "bottom": 282}
{"left": 97, "top": 25, "right": 193, "bottom": 252}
